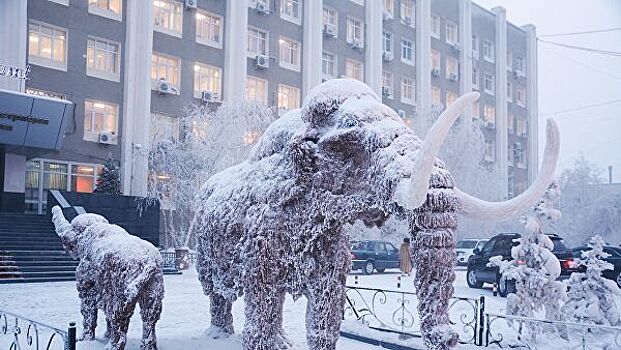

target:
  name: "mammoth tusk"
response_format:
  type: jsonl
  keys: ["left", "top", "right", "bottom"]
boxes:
{"left": 456, "top": 119, "right": 560, "bottom": 221}
{"left": 51, "top": 206, "right": 71, "bottom": 236}
{"left": 399, "top": 92, "right": 480, "bottom": 210}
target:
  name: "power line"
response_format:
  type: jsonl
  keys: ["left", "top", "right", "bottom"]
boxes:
{"left": 541, "top": 45, "right": 621, "bottom": 81}
{"left": 538, "top": 38, "right": 621, "bottom": 57}
{"left": 540, "top": 98, "right": 621, "bottom": 117}
{"left": 540, "top": 27, "right": 621, "bottom": 38}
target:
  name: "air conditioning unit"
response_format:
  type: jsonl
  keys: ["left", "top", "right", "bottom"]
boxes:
{"left": 403, "top": 16, "right": 413, "bottom": 26}
{"left": 201, "top": 91, "right": 220, "bottom": 103}
{"left": 351, "top": 39, "right": 363, "bottom": 49}
{"left": 431, "top": 67, "right": 440, "bottom": 77}
{"left": 382, "top": 51, "right": 393, "bottom": 62}
{"left": 381, "top": 86, "right": 393, "bottom": 98}
{"left": 449, "top": 73, "right": 458, "bottom": 81}
{"left": 485, "top": 121, "right": 495, "bottom": 128}
{"left": 323, "top": 24, "right": 337, "bottom": 37}
{"left": 98, "top": 131, "right": 117, "bottom": 145}
{"left": 184, "top": 0, "right": 197, "bottom": 9}
{"left": 255, "top": 54, "right": 269, "bottom": 69}
{"left": 452, "top": 43, "right": 462, "bottom": 52}
{"left": 397, "top": 110, "right": 406, "bottom": 119}
{"left": 382, "top": 10, "right": 392, "bottom": 21}
{"left": 255, "top": 2, "right": 269, "bottom": 14}
{"left": 157, "top": 80, "right": 176, "bottom": 94}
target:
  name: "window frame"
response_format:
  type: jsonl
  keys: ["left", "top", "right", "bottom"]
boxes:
{"left": 484, "top": 73, "right": 495, "bottom": 96}
{"left": 445, "top": 20, "right": 458, "bottom": 45}
{"left": 400, "top": 0, "right": 415, "bottom": 27}
{"left": 83, "top": 99, "right": 119, "bottom": 143}
{"left": 400, "top": 38, "right": 414, "bottom": 65}
{"left": 346, "top": 17, "right": 364, "bottom": 46}
{"left": 28, "top": 20, "right": 68, "bottom": 71}
{"left": 247, "top": 26, "right": 269, "bottom": 57}
{"left": 193, "top": 62, "right": 222, "bottom": 100}
{"left": 472, "top": 35, "right": 479, "bottom": 59}
{"left": 400, "top": 77, "right": 415, "bottom": 105}
{"left": 88, "top": 0, "right": 123, "bottom": 21}
{"left": 322, "top": 51, "right": 337, "bottom": 80}
{"left": 151, "top": 52, "right": 181, "bottom": 92}
{"left": 277, "top": 84, "right": 301, "bottom": 114}
{"left": 345, "top": 58, "right": 363, "bottom": 81}
{"left": 445, "top": 56, "right": 458, "bottom": 80}
{"left": 323, "top": 6, "right": 338, "bottom": 37}
{"left": 280, "top": 0, "right": 302, "bottom": 25}
{"left": 382, "top": 70, "right": 394, "bottom": 99}
{"left": 246, "top": 76, "right": 269, "bottom": 106}
{"left": 279, "top": 36, "right": 301, "bottom": 72}
{"left": 483, "top": 39, "right": 495, "bottom": 63}
{"left": 472, "top": 68, "right": 479, "bottom": 90}
{"left": 195, "top": 9, "right": 224, "bottom": 49}
{"left": 383, "top": 0, "right": 394, "bottom": 18}
{"left": 153, "top": 0, "right": 183, "bottom": 38}
{"left": 430, "top": 13, "right": 441, "bottom": 39}
{"left": 382, "top": 31, "right": 393, "bottom": 54}
{"left": 516, "top": 86, "right": 527, "bottom": 107}
{"left": 86, "top": 36, "right": 121, "bottom": 82}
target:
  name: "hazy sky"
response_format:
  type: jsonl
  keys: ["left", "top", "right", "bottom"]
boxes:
{"left": 474, "top": 0, "right": 621, "bottom": 182}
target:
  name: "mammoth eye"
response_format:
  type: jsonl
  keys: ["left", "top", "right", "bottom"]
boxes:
{"left": 339, "top": 115, "right": 359, "bottom": 128}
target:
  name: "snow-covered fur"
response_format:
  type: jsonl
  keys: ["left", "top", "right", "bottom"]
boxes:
{"left": 563, "top": 235, "right": 621, "bottom": 325}
{"left": 52, "top": 206, "right": 164, "bottom": 350}
{"left": 195, "top": 79, "right": 462, "bottom": 350}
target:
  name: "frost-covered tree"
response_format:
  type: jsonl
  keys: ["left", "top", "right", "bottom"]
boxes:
{"left": 146, "top": 101, "right": 275, "bottom": 248}
{"left": 492, "top": 182, "right": 567, "bottom": 338}
{"left": 94, "top": 156, "right": 122, "bottom": 195}
{"left": 563, "top": 235, "right": 621, "bottom": 325}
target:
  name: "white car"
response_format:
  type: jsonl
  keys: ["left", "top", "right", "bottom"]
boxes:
{"left": 456, "top": 239, "right": 488, "bottom": 266}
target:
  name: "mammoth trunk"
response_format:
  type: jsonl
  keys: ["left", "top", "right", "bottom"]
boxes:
{"left": 51, "top": 206, "right": 71, "bottom": 236}
{"left": 410, "top": 167, "right": 459, "bottom": 350}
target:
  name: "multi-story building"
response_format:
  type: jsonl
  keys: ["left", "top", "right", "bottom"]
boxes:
{"left": 0, "top": 0, "right": 537, "bottom": 214}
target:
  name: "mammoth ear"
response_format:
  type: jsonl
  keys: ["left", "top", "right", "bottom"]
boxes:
{"left": 292, "top": 134, "right": 319, "bottom": 175}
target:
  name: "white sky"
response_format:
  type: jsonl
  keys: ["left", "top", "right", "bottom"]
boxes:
{"left": 474, "top": 0, "right": 621, "bottom": 182}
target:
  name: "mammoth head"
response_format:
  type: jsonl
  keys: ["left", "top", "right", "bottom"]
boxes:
{"left": 289, "top": 79, "right": 560, "bottom": 225}
{"left": 51, "top": 206, "right": 108, "bottom": 256}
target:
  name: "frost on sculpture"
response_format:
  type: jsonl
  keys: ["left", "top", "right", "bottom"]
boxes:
{"left": 563, "top": 235, "right": 621, "bottom": 325}
{"left": 52, "top": 206, "right": 165, "bottom": 350}
{"left": 194, "top": 79, "right": 560, "bottom": 350}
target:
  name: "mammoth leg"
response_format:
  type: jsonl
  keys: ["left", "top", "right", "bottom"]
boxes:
{"left": 138, "top": 273, "right": 164, "bottom": 350}
{"left": 76, "top": 264, "right": 98, "bottom": 341}
{"left": 242, "top": 285, "right": 286, "bottom": 350}
{"left": 208, "top": 293, "right": 234, "bottom": 337}
{"left": 304, "top": 276, "right": 347, "bottom": 350}
{"left": 105, "top": 296, "right": 138, "bottom": 350}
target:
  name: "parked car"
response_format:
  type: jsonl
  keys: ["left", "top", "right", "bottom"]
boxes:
{"left": 466, "top": 233, "right": 577, "bottom": 297}
{"left": 455, "top": 239, "right": 488, "bottom": 266}
{"left": 351, "top": 240, "right": 400, "bottom": 275}
{"left": 571, "top": 245, "right": 621, "bottom": 287}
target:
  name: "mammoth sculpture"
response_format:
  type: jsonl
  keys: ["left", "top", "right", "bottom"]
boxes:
{"left": 194, "top": 79, "right": 559, "bottom": 350}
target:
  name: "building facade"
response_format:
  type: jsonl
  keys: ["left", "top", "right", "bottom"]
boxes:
{"left": 0, "top": 0, "right": 538, "bottom": 213}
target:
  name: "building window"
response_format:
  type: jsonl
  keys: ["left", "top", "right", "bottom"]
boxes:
{"left": 472, "top": 100, "right": 480, "bottom": 119}
{"left": 507, "top": 112, "right": 514, "bottom": 133}
{"left": 193, "top": 63, "right": 222, "bottom": 100}
{"left": 278, "top": 84, "right": 300, "bottom": 114}
{"left": 346, "top": 17, "right": 364, "bottom": 46}
{"left": 445, "top": 90, "right": 457, "bottom": 106}
{"left": 196, "top": 10, "right": 223, "bottom": 48}
{"left": 483, "top": 105, "right": 495, "bottom": 127}
{"left": 401, "top": 39, "right": 414, "bottom": 65}
{"left": 86, "top": 37, "right": 120, "bottom": 81}
{"left": 507, "top": 81, "right": 513, "bottom": 102}
{"left": 401, "top": 77, "right": 414, "bottom": 105}
{"left": 431, "top": 86, "right": 441, "bottom": 106}
{"left": 88, "top": 0, "right": 122, "bottom": 20}
{"left": 514, "top": 142, "right": 526, "bottom": 168}
{"left": 484, "top": 73, "right": 494, "bottom": 95}
{"left": 322, "top": 52, "right": 336, "bottom": 79}
{"left": 430, "top": 14, "right": 441, "bottom": 39}
{"left": 323, "top": 7, "right": 338, "bottom": 35}
{"left": 506, "top": 50, "right": 512, "bottom": 71}
{"left": 84, "top": 100, "right": 118, "bottom": 142}
{"left": 382, "top": 32, "right": 393, "bottom": 54}
{"left": 279, "top": 36, "right": 301, "bottom": 71}
{"left": 246, "top": 76, "right": 268, "bottom": 105}
{"left": 382, "top": 70, "right": 393, "bottom": 99}
{"left": 516, "top": 116, "right": 527, "bottom": 136}
{"left": 431, "top": 49, "right": 441, "bottom": 71}
{"left": 150, "top": 112, "right": 179, "bottom": 145}
{"left": 384, "top": 0, "right": 394, "bottom": 17}
{"left": 472, "top": 35, "right": 479, "bottom": 59}
{"left": 151, "top": 53, "right": 180, "bottom": 92}
{"left": 516, "top": 87, "right": 526, "bottom": 107}
{"left": 445, "top": 56, "right": 458, "bottom": 80}
{"left": 513, "top": 56, "right": 525, "bottom": 76}
{"left": 280, "top": 0, "right": 301, "bottom": 25}
{"left": 472, "top": 68, "right": 479, "bottom": 90}
{"left": 483, "top": 40, "right": 494, "bottom": 62}
{"left": 445, "top": 20, "right": 458, "bottom": 44}
{"left": 345, "top": 58, "right": 363, "bottom": 81}
{"left": 484, "top": 141, "right": 496, "bottom": 162}
{"left": 153, "top": 0, "right": 183, "bottom": 37}
{"left": 248, "top": 27, "right": 268, "bottom": 56}
{"left": 28, "top": 21, "right": 67, "bottom": 71}
{"left": 400, "top": 0, "right": 415, "bottom": 26}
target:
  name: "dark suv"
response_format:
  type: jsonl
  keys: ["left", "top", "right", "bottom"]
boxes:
{"left": 466, "top": 233, "right": 577, "bottom": 297}
{"left": 572, "top": 245, "right": 621, "bottom": 287}
{"left": 351, "top": 240, "right": 400, "bottom": 275}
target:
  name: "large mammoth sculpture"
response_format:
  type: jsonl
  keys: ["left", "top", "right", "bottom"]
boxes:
{"left": 195, "top": 79, "right": 559, "bottom": 350}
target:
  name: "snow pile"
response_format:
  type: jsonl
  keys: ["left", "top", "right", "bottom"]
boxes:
{"left": 563, "top": 235, "right": 621, "bottom": 325}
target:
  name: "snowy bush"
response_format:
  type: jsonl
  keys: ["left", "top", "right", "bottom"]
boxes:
{"left": 563, "top": 235, "right": 621, "bottom": 325}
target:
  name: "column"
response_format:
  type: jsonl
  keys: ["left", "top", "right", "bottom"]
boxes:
{"left": 415, "top": 0, "right": 431, "bottom": 133}
{"left": 522, "top": 24, "right": 538, "bottom": 185}
{"left": 0, "top": 0, "right": 28, "bottom": 92}
{"left": 302, "top": 0, "right": 323, "bottom": 98}
{"left": 223, "top": 1, "right": 248, "bottom": 101}
{"left": 121, "top": 0, "right": 154, "bottom": 196}
{"left": 365, "top": 0, "right": 383, "bottom": 95}
{"left": 493, "top": 6, "right": 508, "bottom": 199}
{"left": 458, "top": 0, "right": 473, "bottom": 126}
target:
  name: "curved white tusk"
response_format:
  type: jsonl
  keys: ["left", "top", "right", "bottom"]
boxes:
{"left": 400, "top": 91, "right": 480, "bottom": 210}
{"left": 51, "top": 205, "right": 71, "bottom": 236}
{"left": 456, "top": 119, "right": 560, "bottom": 221}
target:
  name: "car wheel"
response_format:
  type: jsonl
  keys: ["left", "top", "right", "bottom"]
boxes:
{"left": 616, "top": 272, "right": 621, "bottom": 288}
{"left": 376, "top": 267, "right": 385, "bottom": 273}
{"left": 363, "top": 261, "right": 375, "bottom": 275}
{"left": 467, "top": 267, "right": 483, "bottom": 288}
{"left": 498, "top": 274, "right": 515, "bottom": 298}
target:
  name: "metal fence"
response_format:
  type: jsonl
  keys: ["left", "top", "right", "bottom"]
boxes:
{"left": 343, "top": 284, "right": 486, "bottom": 345}
{"left": 0, "top": 310, "right": 76, "bottom": 350}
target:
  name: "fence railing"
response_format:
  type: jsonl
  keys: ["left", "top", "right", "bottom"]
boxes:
{"left": 343, "top": 285, "right": 486, "bottom": 345}
{"left": 485, "top": 312, "right": 621, "bottom": 350}
{"left": 0, "top": 310, "right": 76, "bottom": 350}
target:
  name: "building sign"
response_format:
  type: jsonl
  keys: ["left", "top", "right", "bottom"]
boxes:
{"left": 0, "top": 64, "right": 31, "bottom": 80}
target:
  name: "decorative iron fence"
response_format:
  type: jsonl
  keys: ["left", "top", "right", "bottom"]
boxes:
{"left": 485, "top": 312, "right": 621, "bottom": 349}
{"left": 0, "top": 310, "right": 76, "bottom": 350}
{"left": 161, "top": 251, "right": 177, "bottom": 269}
{"left": 343, "top": 285, "right": 486, "bottom": 345}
